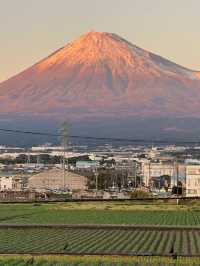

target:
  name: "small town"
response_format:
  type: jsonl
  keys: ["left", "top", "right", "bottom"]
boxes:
{"left": 0, "top": 143, "right": 200, "bottom": 201}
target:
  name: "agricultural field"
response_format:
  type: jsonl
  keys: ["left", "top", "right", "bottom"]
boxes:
{"left": 0, "top": 202, "right": 200, "bottom": 226}
{"left": 0, "top": 227, "right": 199, "bottom": 256}
{"left": 1, "top": 255, "right": 200, "bottom": 266}
{"left": 1, "top": 201, "right": 200, "bottom": 262}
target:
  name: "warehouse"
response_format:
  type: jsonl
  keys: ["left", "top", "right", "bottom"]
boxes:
{"left": 28, "top": 168, "right": 88, "bottom": 192}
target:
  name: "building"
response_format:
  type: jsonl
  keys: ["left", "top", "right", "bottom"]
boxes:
{"left": 28, "top": 168, "right": 88, "bottom": 192}
{"left": 0, "top": 175, "right": 26, "bottom": 191}
{"left": 141, "top": 160, "right": 174, "bottom": 187}
{"left": 0, "top": 176, "right": 12, "bottom": 190}
{"left": 76, "top": 160, "right": 100, "bottom": 169}
{"left": 186, "top": 164, "right": 200, "bottom": 197}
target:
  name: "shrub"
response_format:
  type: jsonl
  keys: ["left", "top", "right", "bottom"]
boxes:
{"left": 129, "top": 190, "right": 151, "bottom": 199}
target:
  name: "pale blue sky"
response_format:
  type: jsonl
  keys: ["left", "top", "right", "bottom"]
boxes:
{"left": 0, "top": 0, "right": 199, "bottom": 82}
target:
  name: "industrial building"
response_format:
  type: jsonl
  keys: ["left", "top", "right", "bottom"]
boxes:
{"left": 28, "top": 168, "right": 88, "bottom": 192}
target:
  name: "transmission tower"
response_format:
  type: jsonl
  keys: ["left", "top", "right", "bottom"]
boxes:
{"left": 59, "top": 121, "right": 69, "bottom": 190}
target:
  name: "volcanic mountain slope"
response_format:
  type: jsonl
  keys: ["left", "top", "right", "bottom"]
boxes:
{"left": 0, "top": 31, "right": 200, "bottom": 121}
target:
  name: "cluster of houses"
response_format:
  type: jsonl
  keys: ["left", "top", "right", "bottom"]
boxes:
{"left": 1, "top": 144, "right": 200, "bottom": 198}
{"left": 0, "top": 162, "right": 200, "bottom": 198}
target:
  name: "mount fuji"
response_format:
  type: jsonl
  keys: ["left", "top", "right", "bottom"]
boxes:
{"left": 0, "top": 31, "right": 200, "bottom": 143}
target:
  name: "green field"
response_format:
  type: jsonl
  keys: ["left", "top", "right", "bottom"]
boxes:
{"left": 0, "top": 227, "right": 199, "bottom": 255}
{"left": 1, "top": 201, "right": 200, "bottom": 263}
{"left": 0, "top": 255, "right": 200, "bottom": 266}
{"left": 0, "top": 202, "right": 200, "bottom": 225}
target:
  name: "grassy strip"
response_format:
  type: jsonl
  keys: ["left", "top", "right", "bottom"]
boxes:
{"left": 1, "top": 255, "right": 200, "bottom": 265}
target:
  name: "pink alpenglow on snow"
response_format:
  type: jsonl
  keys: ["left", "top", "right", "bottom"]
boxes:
{"left": 0, "top": 31, "right": 200, "bottom": 120}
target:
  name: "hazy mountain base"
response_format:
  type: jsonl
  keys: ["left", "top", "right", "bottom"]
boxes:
{"left": 1, "top": 115, "right": 200, "bottom": 146}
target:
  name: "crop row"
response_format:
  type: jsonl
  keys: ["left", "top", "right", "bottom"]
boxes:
{"left": 0, "top": 228, "right": 200, "bottom": 255}
{"left": 2, "top": 208, "right": 200, "bottom": 226}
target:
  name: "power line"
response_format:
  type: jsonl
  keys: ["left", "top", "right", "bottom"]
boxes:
{"left": 0, "top": 127, "right": 200, "bottom": 144}
{"left": 0, "top": 128, "right": 59, "bottom": 137}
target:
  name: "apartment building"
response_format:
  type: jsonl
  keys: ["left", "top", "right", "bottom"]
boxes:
{"left": 186, "top": 164, "right": 200, "bottom": 197}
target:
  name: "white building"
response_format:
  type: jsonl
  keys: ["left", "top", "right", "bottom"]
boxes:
{"left": 0, "top": 176, "right": 23, "bottom": 191}
{"left": 186, "top": 165, "right": 200, "bottom": 197}
{"left": 76, "top": 160, "right": 100, "bottom": 169}
{"left": 0, "top": 176, "right": 13, "bottom": 190}
{"left": 141, "top": 160, "right": 174, "bottom": 187}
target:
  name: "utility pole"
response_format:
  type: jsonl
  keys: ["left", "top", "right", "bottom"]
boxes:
{"left": 37, "top": 154, "right": 40, "bottom": 167}
{"left": 27, "top": 151, "right": 31, "bottom": 165}
{"left": 173, "top": 160, "right": 176, "bottom": 188}
{"left": 177, "top": 159, "right": 179, "bottom": 206}
{"left": 95, "top": 169, "right": 98, "bottom": 193}
{"left": 174, "top": 158, "right": 179, "bottom": 186}
{"left": 177, "top": 160, "right": 179, "bottom": 187}
{"left": 93, "top": 167, "right": 98, "bottom": 196}
{"left": 133, "top": 161, "right": 137, "bottom": 188}
{"left": 174, "top": 157, "right": 179, "bottom": 205}
{"left": 59, "top": 121, "right": 69, "bottom": 191}
{"left": 148, "top": 161, "right": 151, "bottom": 188}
